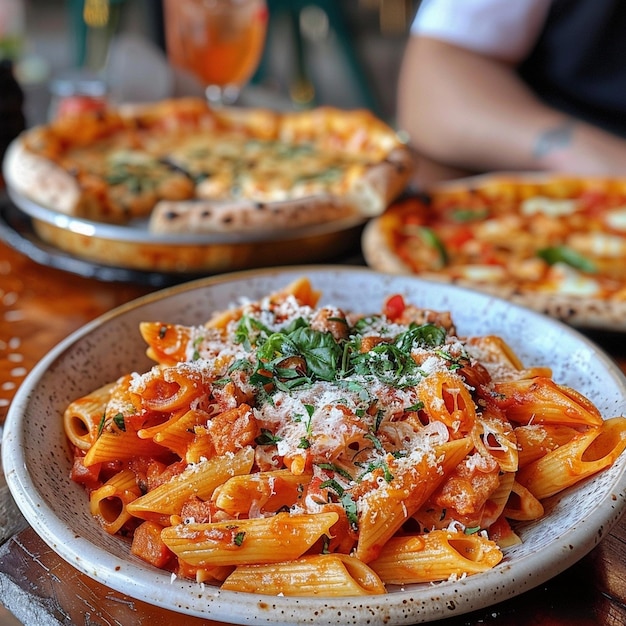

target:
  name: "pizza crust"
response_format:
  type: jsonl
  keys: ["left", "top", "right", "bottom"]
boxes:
{"left": 348, "top": 147, "right": 415, "bottom": 217}
{"left": 149, "top": 195, "right": 358, "bottom": 234}
{"left": 361, "top": 216, "right": 413, "bottom": 274}
{"left": 3, "top": 139, "right": 82, "bottom": 216}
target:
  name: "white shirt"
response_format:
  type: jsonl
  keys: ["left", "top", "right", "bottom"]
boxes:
{"left": 411, "top": 0, "right": 554, "bottom": 62}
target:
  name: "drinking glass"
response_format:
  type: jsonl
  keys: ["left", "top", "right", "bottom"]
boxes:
{"left": 163, "top": 0, "right": 268, "bottom": 107}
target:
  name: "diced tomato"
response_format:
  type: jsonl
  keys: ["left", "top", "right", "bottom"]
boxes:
{"left": 383, "top": 294, "right": 406, "bottom": 320}
{"left": 304, "top": 475, "right": 329, "bottom": 506}
{"left": 444, "top": 226, "right": 474, "bottom": 251}
{"left": 70, "top": 456, "right": 102, "bottom": 490}
{"left": 180, "top": 496, "right": 219, "bottom": 524}
{"left": 131, "top": 521, "right": 175, "bottom": 569}
{"left": 149, "top": 459, "right": 187, "bottom": 489}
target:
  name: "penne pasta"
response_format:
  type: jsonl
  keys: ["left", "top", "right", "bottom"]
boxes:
{"left": 139, "top": 322, "right": 193, "bottom": 365}
{"left": 514, "top": 423, "right": 580, "bottom": 468}
{"left": 488, "top": 515, "right": 522, "bottom": 549}
{"left": 465, "top": 335, "right": 552, "bottom": 380}
{"left": 177, "top": 558, "right": 234, "bottom": 584}
{"left": 481, "top": 471, "right": 516, "bottom": 527}
{"left": 83, "top": 429, "right": 167, "bottom": 466}
{"left": 493, "top": 377, "right": 603, "bottom": 427}
{"left": 161, "top": 511, "right": 338, "bottom": 567}
{"left": 355, "top": 438, "right": 473, "bottom": 563}
{"left": 135, "top": 364, "right": 206, "bottom": 413}
{"left": 516, "top": 417, "right": 626, "bottom": 500}
{"left": 221, "top": 554, "right": 385, "bottom": 596}
{"left": 127, "top": 446, "right": 255, "bottom": 521}
{"left": 150, "top": 408, "right": 211, "bottom": 457}
{"left": 502, "top": 481, "right": 544, "bottom": 521}
{"left": 63, "top": 382, "right": 115, "bottom": 451}
{"left": 278, "top": 276, "right": 322, "bottom": 307}
{"left": 418, "top": 371, "right": 476, "bottom": 434}
{"left": 213, "top": 469, "right": 311, "bottom": 516}
{"left": 63, "top": 277, "right": 626, "bottom": 596}
{"left": 90, "top": 469, "right": 142, "bottom": 534}
{"left": 471, "top": 412, "right": 518, "bottom": 473}
{"left": 369, "top": 530, "right": 503, "bottom": 584}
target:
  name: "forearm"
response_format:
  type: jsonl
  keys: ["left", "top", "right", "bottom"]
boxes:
{"left": 397, "top": 36, "right": 626, "bottom": 176}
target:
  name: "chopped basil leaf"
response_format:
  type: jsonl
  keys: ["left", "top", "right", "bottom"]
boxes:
{"left": 316, "top": 462, "right": 354, "bottom": 482}
{"left": 113, "top": 412, "right": 126, "bottom": 432}
{"left": 234, "top": 315, "right": 274, "bottom": 350}
{"left": 255, "top": 428, "right": 282, "bottom": 446}
{"left": 395, "top": 323, "right": 446, "bottom": 351}
{"left": 358, "top": 459, "right": 394, "bottom": 483}
{"left": 97, "top": 411, "right": 106, "bottom": 438}
{"left": 192, "top": 336, "right": 203, "bottom": 361}
{"left": 537, "top": 245, "right": 597, "bottom": 273}
{"left": 365, "top": 432, "right": 384, "bottom": 453}
{"left": 413, "top": 226, "right": 448, "bottom": 267}
{"left": 319, "top": 478, "right": 345, "bottom": 496}
{"left": 450, "top": 207, "right": 488, "bottom": 222}
{"left": 253, "top": 324, "right": 342, "bottom": 388}
{"left": 341, "top": 492, "right": 359, "bottom": 531}
{"left": 351, "top": 342, "right": 422, "bottom": 387}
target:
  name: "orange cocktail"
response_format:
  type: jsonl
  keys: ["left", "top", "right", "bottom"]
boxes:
{"left": 164, "top": 0, "right": 268, "bottom": 106}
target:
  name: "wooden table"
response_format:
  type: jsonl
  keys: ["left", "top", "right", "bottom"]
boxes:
{"left": 1, "top": 229, "right": 626, "bottom": 626}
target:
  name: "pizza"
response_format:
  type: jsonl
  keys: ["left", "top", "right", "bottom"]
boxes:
{"left": 3, "top": 98, "right": 414, "bottom": 234}
{"left": 362, "top": 174, "right": 626, "bottom": 328}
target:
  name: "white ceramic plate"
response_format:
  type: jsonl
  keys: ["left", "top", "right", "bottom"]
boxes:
{"left": 3, "top": 266, "right": 626, "bottom": 625}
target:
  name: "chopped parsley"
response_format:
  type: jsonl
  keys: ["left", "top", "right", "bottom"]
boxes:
{"left": 112, "top": 412, "right": 126, "bottom": 432}
{"left": 255, "top": 428, "right": 282, "bottom": 446}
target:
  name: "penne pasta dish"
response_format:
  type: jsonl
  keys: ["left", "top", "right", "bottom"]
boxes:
{"left": 63, "top": 277, "right": 626, "bottom": 597}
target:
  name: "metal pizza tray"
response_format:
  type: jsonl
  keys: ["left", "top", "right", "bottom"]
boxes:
{"left": 4, "top": 185, "right": 366, "bottom": 275}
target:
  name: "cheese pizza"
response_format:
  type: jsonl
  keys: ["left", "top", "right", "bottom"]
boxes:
{"left": 3, "top": 98, "right": 413, "bottom": 234}
{"left": 362, "top": 174, "right": 626, "bottom": 328}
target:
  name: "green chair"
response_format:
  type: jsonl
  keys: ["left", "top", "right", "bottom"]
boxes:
{"left": 253, "top": 0, "right": 382, "bottom": 116}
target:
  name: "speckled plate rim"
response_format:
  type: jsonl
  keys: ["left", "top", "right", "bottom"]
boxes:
{"left": 3, "top": 266, "right": 626, "bottom": 625}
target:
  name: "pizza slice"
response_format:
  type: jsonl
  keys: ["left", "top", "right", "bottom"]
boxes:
{"left": 362, "top": 174, "right": 626, "bottom": 327}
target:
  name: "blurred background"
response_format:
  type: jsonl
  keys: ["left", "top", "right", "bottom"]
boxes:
{"left": 5, "top": 0, "right": 422, "bottom": 127}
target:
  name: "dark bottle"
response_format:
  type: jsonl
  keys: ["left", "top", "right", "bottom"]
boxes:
{"left": 0, "top": 58, "right": 26, "bottom": 165}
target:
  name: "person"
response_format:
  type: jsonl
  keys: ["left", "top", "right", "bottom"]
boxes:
{"left": 397, "top": 0, "right": 626, "bottom": 186}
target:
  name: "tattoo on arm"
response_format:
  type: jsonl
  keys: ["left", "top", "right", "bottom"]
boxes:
{"left": 533, "top": 120, "right": 576, "bottom": 159}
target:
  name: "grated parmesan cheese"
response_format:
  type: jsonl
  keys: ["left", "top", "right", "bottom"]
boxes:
{"left": 109, "top": 284, "right": 532, "bottom": 567}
